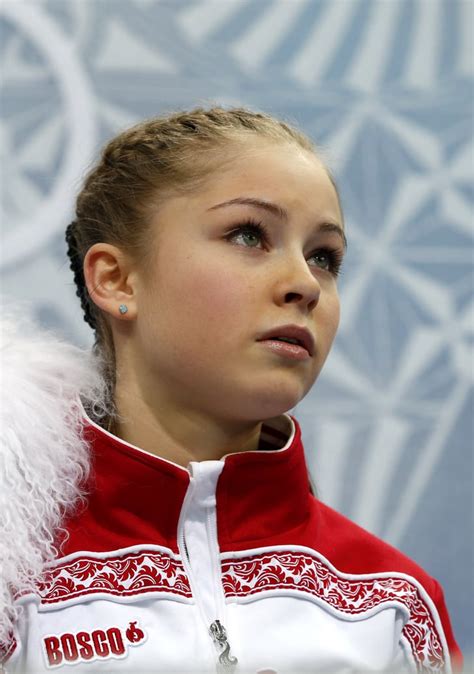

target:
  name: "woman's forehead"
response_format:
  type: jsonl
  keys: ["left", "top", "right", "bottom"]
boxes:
{"left": 192, "top": 141, "right": 332, "bottom": 194}
{"left": 148, "top": 141, "right": 341, "bottom": 231}
{"left": 199, "top": 146, "right": 339, "bottom": 215}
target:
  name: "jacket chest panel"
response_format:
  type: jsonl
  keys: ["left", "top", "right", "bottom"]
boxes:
{"left": 13, "top": 593, "right": 411, "bottom": 673}
{"left": 9, "top": 540, "right": 449, "bottom": 673}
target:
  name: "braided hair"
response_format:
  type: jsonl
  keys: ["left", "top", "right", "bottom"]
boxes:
{"left": 65, "top": 221, "right": 96, "bottom": 331}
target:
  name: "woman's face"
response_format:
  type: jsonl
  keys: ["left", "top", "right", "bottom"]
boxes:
{"left": 131, "top": 141, "right": 345, "bottom": 423}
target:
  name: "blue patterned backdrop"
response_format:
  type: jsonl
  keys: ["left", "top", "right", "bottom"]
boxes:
{"left": 1, "top": 0, "right": 473, "bottom": 659}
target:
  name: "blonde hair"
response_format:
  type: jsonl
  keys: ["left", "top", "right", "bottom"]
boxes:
{"left": 66, "top": 105, "right": 341, "bottom": 437}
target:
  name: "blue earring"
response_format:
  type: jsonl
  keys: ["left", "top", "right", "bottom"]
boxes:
{"left": 119, "top": 304, "right": 128, "bottom": 315}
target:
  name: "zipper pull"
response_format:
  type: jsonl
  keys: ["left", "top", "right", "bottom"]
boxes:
{"left": 209, "top": 620, "right": 238, "bottom": 672}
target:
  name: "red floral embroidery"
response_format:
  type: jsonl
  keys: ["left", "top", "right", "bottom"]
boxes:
{"left": 37, "top": 550, "right": 191, "bottom": 604}
{"left": 0, "top": 635, "right": 17, "bottom": 664}
{"left": 109, "top": 557, "right": 138, "bottom": 581}
{"left": 222, "top": 551, "right": 445, "bottom": 673}
{"left": 48, "top": 576, "right": 85, "bottom": 598}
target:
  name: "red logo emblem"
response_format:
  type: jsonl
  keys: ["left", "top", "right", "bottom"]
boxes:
{"left": 125, "top": 621, "right": 145, "bottom": 643}
{"left": 42, "top": 622, "right": 146, "bottom": 668}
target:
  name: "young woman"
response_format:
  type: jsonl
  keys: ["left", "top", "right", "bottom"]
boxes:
{"left": 1, "top": 107, "right": 462, "bottom": 673}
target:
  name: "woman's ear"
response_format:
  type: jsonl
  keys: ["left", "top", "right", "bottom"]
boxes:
{"left": 83, "top": 243, "right": 138, "bottom": 321}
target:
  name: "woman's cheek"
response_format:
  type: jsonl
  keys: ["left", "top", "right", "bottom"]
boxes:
{"left": 321, "top": 299, "right": 341, "bottom": 355}
{"left": 327, "top": 297, "right": 341, "bottom": 334}
{"left": 184, "top": 263, "right": 246, "bottom": 316}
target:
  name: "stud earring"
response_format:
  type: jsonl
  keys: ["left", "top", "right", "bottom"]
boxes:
{"left": 119, "top": 304, "right": 128, "bottom": 315}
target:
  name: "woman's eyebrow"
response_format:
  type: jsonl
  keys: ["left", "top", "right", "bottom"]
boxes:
{"left": 207, "top": 196, "right": 347, "bottom": 251}
{"left": 208, "top": 196, "right": 288, "bottom": 220}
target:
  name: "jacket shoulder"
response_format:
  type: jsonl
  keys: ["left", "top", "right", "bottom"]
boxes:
{"left": 312, "top": 496, "right": 435, "bottom": 590}
{"left": 305, "top": 497, "right": 463, "bottom": 671}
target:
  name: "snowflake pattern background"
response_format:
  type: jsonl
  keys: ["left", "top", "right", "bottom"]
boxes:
{"left": 0, "top": 0, "right": 472, "bottom": 655}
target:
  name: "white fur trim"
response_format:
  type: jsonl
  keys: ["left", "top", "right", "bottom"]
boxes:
{"left": 0, "top": 300, "right": 108, "bottom": 649}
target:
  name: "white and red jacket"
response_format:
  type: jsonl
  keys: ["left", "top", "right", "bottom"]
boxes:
{"left": 1, "top": 409, "right": 462, "bottom": 673}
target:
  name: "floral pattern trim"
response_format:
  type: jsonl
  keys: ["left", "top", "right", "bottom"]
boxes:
{"left": 221, "top": 551, "right": 445, "bottom": 673}
{"left": 0, "top": 636, "right": 17, "bottom": 665}
{"left": 36, "top": 550, "right": 192, "bottom": 604}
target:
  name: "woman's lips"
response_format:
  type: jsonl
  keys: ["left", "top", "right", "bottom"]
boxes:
{"left": 258, "top": 339, "right": 310, "bottom": 360}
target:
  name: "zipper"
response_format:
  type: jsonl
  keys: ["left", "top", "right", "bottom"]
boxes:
{"left": 205, "top": 507, "right": 238, "bottom": 672}
{"left": 209, "top": 619, "right": 238, "bottom": 672}
{"left": 178, "top": 465, "right": 238, "bottom": 673}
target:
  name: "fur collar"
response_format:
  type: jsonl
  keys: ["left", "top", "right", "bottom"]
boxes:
{"left": 0, "top": 302, "right": 108, "bottom": 648}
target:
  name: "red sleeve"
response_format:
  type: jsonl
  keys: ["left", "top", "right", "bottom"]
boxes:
{"left": 431, "top": 578, "right": 463, "bottom": 673}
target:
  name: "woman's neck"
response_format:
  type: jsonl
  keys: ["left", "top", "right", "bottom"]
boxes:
{"left": 113, "top": 383, "right": 263, "bottom": 468}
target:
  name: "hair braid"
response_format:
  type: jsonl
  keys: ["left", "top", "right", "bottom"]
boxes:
{"left": 65, "top": 221, "right": 96, "bottom": 331}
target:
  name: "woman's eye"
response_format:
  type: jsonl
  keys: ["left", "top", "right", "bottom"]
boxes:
{"left": 226, "top": 221, "right": 267, "bottom": 249}
{"left": 309, "top": 249, "right": 344, "bottom": 277}
{"left": 225, "top": 220, "right": 344, "bottom": 278}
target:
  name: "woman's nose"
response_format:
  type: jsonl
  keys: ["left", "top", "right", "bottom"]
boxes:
{"left": 279, "top": 257, "right": 322, "bottom": 311}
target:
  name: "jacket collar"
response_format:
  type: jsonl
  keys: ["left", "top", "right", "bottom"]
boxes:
{"left": 76, "top": 410, "right": 311, "bottom": 553}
